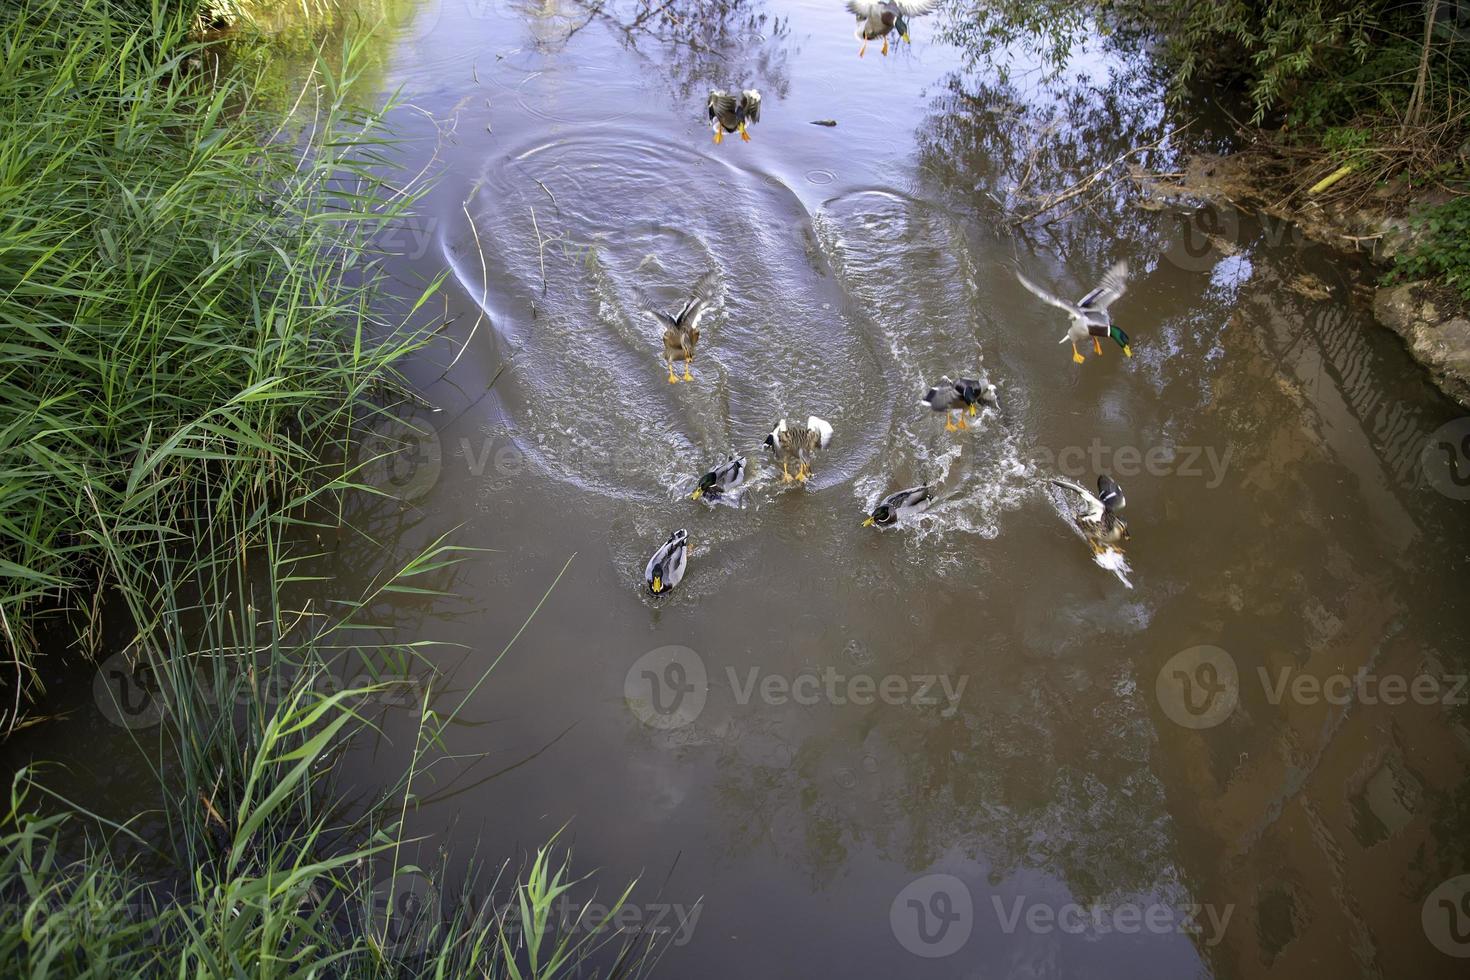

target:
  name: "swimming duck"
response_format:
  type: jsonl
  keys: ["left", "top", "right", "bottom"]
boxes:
{"left": 863, "top": 485, "right": 932, "bottom": 526}
{"left": 1016, "top": 261, "right": 1132, "bottom": 364}
{"left": 645, "top": 529, "right": 689, "bottom": 595}
{"left": 644, "top": 272, "right": 716, "bottom": 383}
{"left": 691, "top": 454, "right": 747, "bottom": 500}
{"left": 707, "top": 89, "right": 761, "bottom": 144}
{"left": 1051, "top": 476, "right": 1129, "bottom": 552}
{"left": 764, "top": 416, "right": 834, "bottom": 482}
{"left": 845, "top": 0, "right": 937, "bottom": 57}
{"left": 921, "top": 376, "right": 998, "bottom": 431}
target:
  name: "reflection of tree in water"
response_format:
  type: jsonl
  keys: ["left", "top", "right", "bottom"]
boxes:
{"left": 912, "top": 51, "right": 1182, "bottom": 265}
{"left": 557, "top": 0, "right": 793, "bottom": 101}
{"left": 697, "top": 669, "right": 1176, "bottom": 902}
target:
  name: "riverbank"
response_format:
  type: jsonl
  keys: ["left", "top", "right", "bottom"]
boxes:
{"left": 1143, "top": 148, "right": 1470, "bottom": 408}
{"left": 0, "top": 2, "right": 650, "bottom": 973}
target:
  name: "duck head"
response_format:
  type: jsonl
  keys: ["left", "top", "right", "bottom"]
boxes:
{"left": 1109, "top": 325, "right": 1132, "bottom": 357}
{"left": 863, "top": 503, "right": 896, "bottom": 528}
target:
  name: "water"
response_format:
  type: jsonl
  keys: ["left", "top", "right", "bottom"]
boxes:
{"left": 14, "top": 0, "right": 1470, "bottom": 975}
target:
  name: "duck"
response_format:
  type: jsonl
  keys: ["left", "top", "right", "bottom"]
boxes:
{"left": 921, "top": 376, "right": 999, "bottom": 431}
{"left": 1051, "top": 476, "right": 1129, "bottom": 552}
{"left": 845, "top": 0, "right": 937, "bottom": 57}
{"left": 643, "top": 272, "right": 716, "bottom": 383}
{"left": 1015, "top": 261, "right": 1132, "bottom": 364}
{"left": 645, "top": 529, "right": 689, "bottom": 595}
{"left": 707, "top": 89, "right": 761, "bottom": 144}
{"left": 863, "top": 485, "right": 932, "bottom": 526}
{"left": 764, "top": 416, "right": 834, "bottom": 482}
{"left": 691, "top": 454, "right": 747, "bottom": 500}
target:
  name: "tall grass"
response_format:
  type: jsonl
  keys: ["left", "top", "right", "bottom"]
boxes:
{"left": 0, "top": 2, "right": 663, "bottom": 974}
{"left": 0, "top": 0, "right": 436, "bottom": 712}
{"left": 1, "top": 542, "right": 663, "bottom": 977}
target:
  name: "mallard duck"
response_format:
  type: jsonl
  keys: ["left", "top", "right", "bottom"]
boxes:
{"left": 691, "top": 454, "right": 747, "bottom": 500}
{"left": 921, "top": 376, "right": 999, "bottom": 431}
{"left": 845, "top": 0, "right": 937, "bottom": 57}
{"left": 1051, "top": 476, "right": 1129, "bottom": 552}
{"left": 1016, "top": 261, "right": 1132, "bottom": 364}
{"left": 643, "top": 272, "right": 716, "bottom": 383}
{"left": 863, "top": 485, "right": 932, "bottom": 526}
{"left": 645, "top": 529, "right": 689, "bottom": 595}
{"left": 707, "top": 89, "right": 761, "bottom": 144}
{"left": 764, "top": 416, "right": 834, "bottom": 482}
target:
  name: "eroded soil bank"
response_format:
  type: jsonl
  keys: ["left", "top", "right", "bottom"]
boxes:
{"left": 1148, "top": 151, "right": 1470, "bottom": 407}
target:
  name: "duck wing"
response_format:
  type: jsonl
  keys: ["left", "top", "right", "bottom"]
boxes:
{"left": 1016, "top": 270, "right": 1081, "bottom": 315}
{"left": 645, "top": 309, "right": 680, "bottom": 331}
{"left": 707, "top": 89, "right": 734, "bottom": 115}
{"left": 707, "top": 90, "right": 738, "bottom": 126}
{"left": 894, "top": 0, "right": 939, "bottom": 13}
{"left": 921, "top": 384, "right": 964, "bottom": 411}
{"left": 886, "top": 485, "right": 932, "bottom": 510}
{"left": 1050, "top": 478, "right": 1106, "bottom": 523}
{"left": 1078, "top": 261, "right": 1128, "bottom": 311}
{"left": 845, "top": 1, "right": 885, "bottom": 18}
{"left": 1096, "top": 475, "right": 1126, "bottom": 511}
{"left": 739, "top": 90, "right": 761, "bottom": 123}
{"left": 675, "top": 270, "right": 718, "bottom": 329}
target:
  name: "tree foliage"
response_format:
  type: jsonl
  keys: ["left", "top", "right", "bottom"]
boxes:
{"left": 943, "top": 0, "right": 1469, "bottom": 128}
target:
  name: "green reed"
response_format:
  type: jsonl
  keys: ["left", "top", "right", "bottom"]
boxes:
{"left": 0, "top": 2, "right": 661, "bottom": 974}
{"left": 0, "top": 0, "right": 435, "bottom": 704}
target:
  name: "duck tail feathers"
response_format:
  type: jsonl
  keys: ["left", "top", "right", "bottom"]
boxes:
{"left": 807, "top": 416, "right": 834, "bottom": 449}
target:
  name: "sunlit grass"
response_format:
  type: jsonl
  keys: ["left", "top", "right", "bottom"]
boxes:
{"left": 0, "top": 2, "right": 662, "bottom": 973}
{"left": 0, "top": 0, "right": 440, "bottom": 709}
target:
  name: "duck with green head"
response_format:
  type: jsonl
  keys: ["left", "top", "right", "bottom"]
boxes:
{"left": 863, "top": 485, "right": 932, "bottom": 527}
{"left": 1016, "top": 261, "right": 1133, "bottom": 365}
{"left": 645, "top": 529, "right": 689, "bottom": 596}
{"left": 691, "top": 454, "right": 747, "bottom": 501}
{"left": 921, "top": 376, "right": 999, "bottom": 431}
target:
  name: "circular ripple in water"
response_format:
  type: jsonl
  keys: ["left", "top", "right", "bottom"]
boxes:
{"left": 514, "top": 65, "right": 644, "bottom": 124}
{"left": 815, "top": 189, "right": 1032, "bottom": 572}
{"left": 453, "top": 135, "right": 898, "bottom": 582}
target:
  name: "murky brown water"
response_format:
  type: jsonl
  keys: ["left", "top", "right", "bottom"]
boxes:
{"left": 11, "top": 0, "right": 1470, "bottom": 976}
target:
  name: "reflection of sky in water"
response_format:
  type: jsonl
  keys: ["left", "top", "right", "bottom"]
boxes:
{"left": 1210, "top": 253, "right": 1252, "bottom": 291}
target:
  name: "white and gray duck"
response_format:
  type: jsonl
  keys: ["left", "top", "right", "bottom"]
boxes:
{"left": 644, "top": 529, "right": 689, "bottom": 596}
{"left": 863, "top": 485, "right": 933, "bottom": 527}
{"left": 691, "top": 453, "right": 747, "bottom": 501}
{"left": 1016, "top": 261, "right": 1133, "bottom": 365}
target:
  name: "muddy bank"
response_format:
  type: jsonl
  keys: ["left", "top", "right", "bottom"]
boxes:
{"left": 1145, "top": 152, "right": 1470, "bottom": 408}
